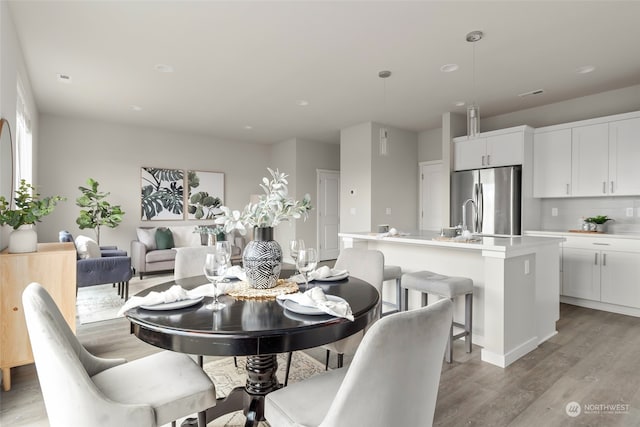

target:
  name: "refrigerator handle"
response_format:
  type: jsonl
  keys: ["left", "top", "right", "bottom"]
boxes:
{"left": 473, "top": 183, "right": 479, "bottom": 232}
{"left": 478, "top": 183, "right": 484, "bottom": 232}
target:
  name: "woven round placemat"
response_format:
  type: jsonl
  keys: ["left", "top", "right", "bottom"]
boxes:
{"left": 227, "top": 279, "right": 300, "bottom": 300}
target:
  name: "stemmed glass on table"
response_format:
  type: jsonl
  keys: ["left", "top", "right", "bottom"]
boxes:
{"left": 289, "top": 239, "right": 305, "bottom": 273}
{"left": 216, "top": 241, "right": 232, "bottom": 280}
{"left": 296, "top": 247, "right": 318, "bottom": 291}
{"left": 204, "top": 251, "right": 228, "bottom": 311}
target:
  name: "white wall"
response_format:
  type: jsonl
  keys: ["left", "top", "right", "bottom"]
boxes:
{"left": 370, "top": 123, "right": 418, "bottom": 231}
{"left": 340, "top": 122, "right": 372, "bottom": 233}
{"left": 269, "top": 138, "right": 297, "bottom": 260}
{"left": 0, "top": 2, "right": 38, "bottom": 250}
{"left": 38, "top": 114, "right": 272, "bottom": 252}
{"left": 418, "top": 127, "right": 442, "bottom": 162}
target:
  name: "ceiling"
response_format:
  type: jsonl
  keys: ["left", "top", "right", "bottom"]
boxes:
{"left": 7, "top": 1, "right": 640, "bottom": 144}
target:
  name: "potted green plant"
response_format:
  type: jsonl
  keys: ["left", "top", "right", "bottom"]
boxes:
{"left": 76, "top": 178, "right": 124, "bottom": 245}
{"left": 216, "top": 168, "right": 312, "bottom": 289}
{"left": 0, "top": 179, "right": 65, "bottom": 253}
{"left": 584, "top": 215, "right": 612, "bottom": 233}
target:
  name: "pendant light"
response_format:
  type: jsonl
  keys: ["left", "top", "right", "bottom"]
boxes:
{"left": 466, "top": 30, "right": 483, "bottom": 138}
{"left": 378, "top": 70, "right": 391, "bottom": 156}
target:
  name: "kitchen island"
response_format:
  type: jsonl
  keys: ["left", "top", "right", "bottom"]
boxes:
{"left": 340, "top": 231, "right": 564, "bottom": 368}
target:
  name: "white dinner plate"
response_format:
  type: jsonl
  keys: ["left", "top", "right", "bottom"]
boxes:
{"left": 140, "top": 296, "right": 204, "bottom": 311}
{"left": 283, "top": 295, "right": 347, "bottom": 315}
{"left": 313, "top": 271, "right": 349, "bottom": 282}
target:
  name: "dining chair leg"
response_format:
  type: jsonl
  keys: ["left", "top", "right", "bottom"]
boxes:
{"left": 325, "top": 349, "right": 330, "bottom": 370}
{"left": 234, "top": 356, "right": 238, "bottom": 367}
{"left": 171, "top": 421, "right": 176, "bottom": 427}
{"left": 284, "top": 351, "right": 293, "bottom": 386}
{"left": 337, "top": 353, "right": 344, "bottom": 369}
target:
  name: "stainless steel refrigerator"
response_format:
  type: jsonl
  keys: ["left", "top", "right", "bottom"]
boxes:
{"left": 450, "top": 165, "right": 522, "bottom": 235}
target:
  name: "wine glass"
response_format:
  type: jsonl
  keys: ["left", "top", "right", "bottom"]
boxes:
{"left": 216, "top": 241, "right": 232, "bottom": 279}
{"left": 296, "top": 247, "right": 318, "bottom": 291}
{"left": 289, "top": 239, "right": 305, "bottom": 273}
{"left": 204, "top": 252, "right": 227, "bottom": 311}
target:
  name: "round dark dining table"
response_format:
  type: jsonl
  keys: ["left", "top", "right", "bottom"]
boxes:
{"left": 124, "top": 269, "right": 380, "bottom": 427}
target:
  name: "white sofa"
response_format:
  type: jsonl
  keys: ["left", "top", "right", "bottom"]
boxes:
{"left": 131, "top": 225, "right": 244, "bottom": 279}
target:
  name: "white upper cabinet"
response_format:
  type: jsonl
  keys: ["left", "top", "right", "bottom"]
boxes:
{"left": 453, "top": 128, "right": 525, "bottom": 171}
{"left": 533, "top": 129, "right": 572, "bottom": 197}
{"left": 609, "top": 117, "right": 640, "bottom": 195}
{"left": 533, "top": 111, "right": 640, "bottom": 198}
{"left": 571, "top": 123, "right": 609, "bottom": 197}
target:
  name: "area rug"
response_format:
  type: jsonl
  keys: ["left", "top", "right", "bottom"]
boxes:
{"left": 76, "top": 273, "right": 174, "bottom": 324}
{"left": 167, "top": 352, "right": 327, "bottom": 427}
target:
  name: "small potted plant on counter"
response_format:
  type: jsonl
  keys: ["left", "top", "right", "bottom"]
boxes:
{"left": 584, "top": 215, "right": 612, "bottom": 233}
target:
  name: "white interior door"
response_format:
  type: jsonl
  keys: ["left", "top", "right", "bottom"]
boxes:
{"left": 317, "top": 170, "right": 340, "bottom": 261}
{"left": 420, "top": 161, "right": 443, "bottom": 230}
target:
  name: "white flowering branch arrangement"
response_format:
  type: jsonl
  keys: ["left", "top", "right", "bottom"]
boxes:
{"left": 215, "top": 168, "right": 312, "bottom": 235}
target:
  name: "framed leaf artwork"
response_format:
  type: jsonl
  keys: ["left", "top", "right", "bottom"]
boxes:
{"left": 186, "top": 170, "right": 224, "bottom": 220}
{"left": 140, "top": 167, "right": 184, "bottom": 220}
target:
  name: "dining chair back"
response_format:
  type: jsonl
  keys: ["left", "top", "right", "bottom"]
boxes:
{"left": 321, "top": 248, "right": 384, "bottom": 368}
{"left": 174, "top": 246, "right": 214, "bottom": 279}
{"left": 22, "top": 282, "right": 217, "bottom": 427}
{"left": 265, "top": 298, "right": 453, "bottom": 427}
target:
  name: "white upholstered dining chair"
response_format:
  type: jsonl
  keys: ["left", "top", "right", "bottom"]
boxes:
{"left": 265, "top": 298, "right": 453, "bottom": 427}
{"left": 322, "top": 248, "right": 384, "bottom": 369}
{"left": 22, "top": 282, "right": 217, "bottom": 427}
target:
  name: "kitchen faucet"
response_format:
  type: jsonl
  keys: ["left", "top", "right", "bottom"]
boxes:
{"left": 462, "top": 198, "right": 477, "bottom": 233}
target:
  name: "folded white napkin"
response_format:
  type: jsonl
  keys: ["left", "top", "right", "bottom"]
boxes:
{"left": 225, "top": 265, "right": 247, "bottom": 281}
{"left": 290, "top": 266, "right": 348, "bottom": 283}
{"left": 277, "top": 287, "right": 354, "bottom": 321}
{"left": 117, "top": 282, "right": 242, "bottom": 316}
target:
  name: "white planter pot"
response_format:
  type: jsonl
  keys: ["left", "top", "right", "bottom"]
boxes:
{"left": 9, "top": 224, "right": 38, "bottom": 253}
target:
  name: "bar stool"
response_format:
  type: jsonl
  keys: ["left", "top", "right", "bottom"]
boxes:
{"left": 382, "top": 265, "right": 402, "bottom": 316}
{"left": 401, "top": 271, "right": 473, "bottom": 363}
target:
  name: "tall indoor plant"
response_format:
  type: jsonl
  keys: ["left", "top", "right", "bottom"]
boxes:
{"left": 0, "top": 179, "right": 65, "bottom": 253}
{"left": 216, "top": 168, "right": 311, "bottom": 289}
{"left": 76, "top": 178, "right": 125, "bottom": 245}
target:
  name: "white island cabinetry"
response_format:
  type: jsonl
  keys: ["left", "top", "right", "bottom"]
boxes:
{"left": 339, "top": 231, "right": 563, "bottom": 368}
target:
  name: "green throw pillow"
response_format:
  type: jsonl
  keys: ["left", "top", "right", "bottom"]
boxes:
{"left": 155, "top": 227, "right": 174, "bottom": 250}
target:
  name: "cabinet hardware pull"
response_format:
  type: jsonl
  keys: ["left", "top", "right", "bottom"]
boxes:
{"left": 482, "top": 155, "right": 485, "bottom": 166}
{"left": 566, "top": 184, "right": 570, "bottom": 195}
{"left": 593, "top": 242, "right": 610, "bottom": 246}
{"left": 603, "top": 253, "right": 607, "bottom": 266}
{"left": 611, "top": 181, "right": 614, "bottom": 193}
{"left": 595, "top": 253, "right": 598, "bottom": 265}
{"left": 487, "top": 154, "right": 491, "bottom": 165}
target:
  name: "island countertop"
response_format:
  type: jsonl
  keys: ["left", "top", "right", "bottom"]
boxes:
{"left": 339, "top": 230, "right": 564, "bottom": 258}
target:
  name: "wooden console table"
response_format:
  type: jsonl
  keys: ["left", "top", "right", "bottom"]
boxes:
{"left": 0, "top": 242, "right": 76, "bottom": 391}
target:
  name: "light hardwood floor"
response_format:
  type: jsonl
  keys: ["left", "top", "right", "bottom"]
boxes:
{"left": 2, "top": 303, "right": 640, "bottom": 426}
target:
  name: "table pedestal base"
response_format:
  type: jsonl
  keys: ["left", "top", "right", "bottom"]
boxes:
{"left": 183, "top": 354, "right": 281, "bottom": 427}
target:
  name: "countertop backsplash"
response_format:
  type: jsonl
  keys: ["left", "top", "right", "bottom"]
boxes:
{"left": 538, "top": 197, "right": 640, "bottom": 235}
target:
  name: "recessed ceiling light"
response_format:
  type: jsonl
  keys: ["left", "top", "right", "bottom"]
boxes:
{"left": 576, "top": 65, "right": 595, "bottom": 74}
{"left": 129, "top": 105, "right": 142, "bottom": 111}
{"left": 454, "top": 101, "right": 466, "bottom": 107}
{"left": 440, "top": 64, "right": 459, "bottom": 73}
{"left": 297, "top": 100, "right": 310, "bottom": 107}
{"left": 244, "top": 125, "right": 253, "bottom": 130}
{"left": 154, "top": 64, "right": 174, "bottom": 73}
{"left": 56, "top": 73, "right": 72, "bottom": 83}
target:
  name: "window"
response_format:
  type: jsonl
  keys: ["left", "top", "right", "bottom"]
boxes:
{"left": 15, "top": 78, "right": 33, "bottom": 187}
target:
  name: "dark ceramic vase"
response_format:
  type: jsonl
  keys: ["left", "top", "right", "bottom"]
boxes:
{"left": 242, "top": 227, "right": 282, "bottom": 289}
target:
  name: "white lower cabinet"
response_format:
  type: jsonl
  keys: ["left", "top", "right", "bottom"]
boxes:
{"left": 562, "top": 247, "right": 600, "bottom": 300}
{"left": 600, "top": 251, "right": 640, "bottom": 308}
